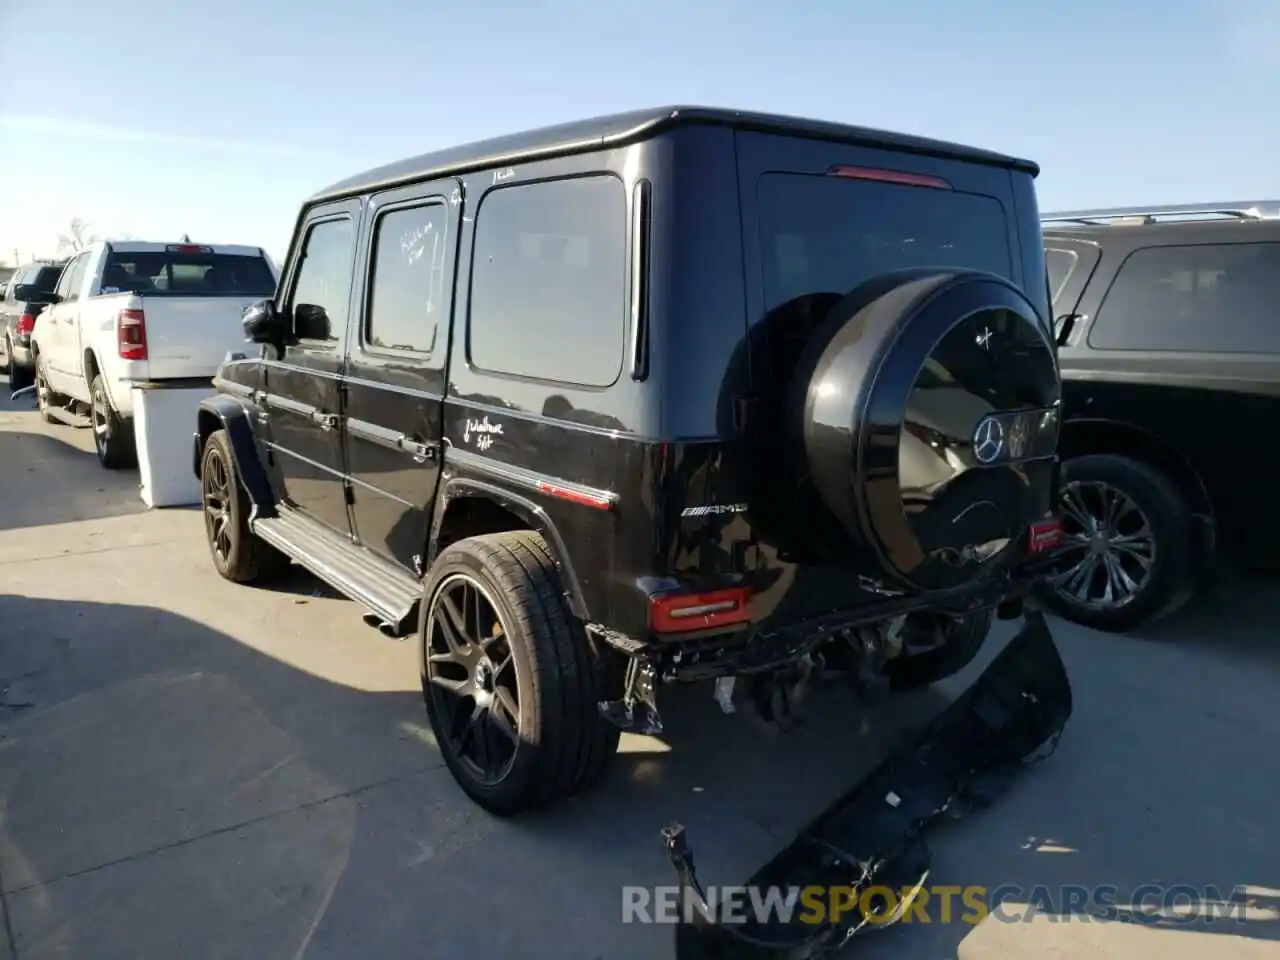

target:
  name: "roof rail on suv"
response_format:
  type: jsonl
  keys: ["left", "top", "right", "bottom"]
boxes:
{"left": 1041, "top": 200, "right": 1280, "bottom": 226}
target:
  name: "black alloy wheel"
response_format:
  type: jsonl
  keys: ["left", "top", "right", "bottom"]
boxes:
{"left": 423, "top": 572, "right": 522, "bottom": 786}
{"left": 203, "top": 442, "right": 236, "bottom": 570}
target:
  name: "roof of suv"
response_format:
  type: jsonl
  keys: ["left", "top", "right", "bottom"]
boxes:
{"left": 311, "top": 105, "right": 1039, "bottom": 203}
{"left": 1042, "top": 199, "right": 1280, "bottom": 242}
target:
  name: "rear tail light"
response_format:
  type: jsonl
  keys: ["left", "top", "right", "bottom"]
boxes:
{"left": 1028, "top": 518, "right": 1063, "bottom": 555}
{"left": 16, "top": 308, "right": 39, "bottom": 335}
{"left": 827, "top": 165, "right": 953, "bottom": 190}
{"left": 117, "top": 308, "right": 148, "bottom": 360}
{"left": 649, "top": 586, "right": 752, "bottom": 634}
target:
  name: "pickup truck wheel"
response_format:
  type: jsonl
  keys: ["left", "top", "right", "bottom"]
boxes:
{"left": 1036, "top": 454, "right": 1193, "bottom": 632}
{"left": 200, "top": 429, "right": 291, "bottom": 583}
{"left": 420, "top": 531, "right": 621, "bottom": 816}
{"left": 34, "top": 361, "right": 60, "bottom": 423}
{"left": 89, "top": 373, "right": 136, "bottom": 469}
{"left": 5, "top": 339, "right": 31, "bottom": 390}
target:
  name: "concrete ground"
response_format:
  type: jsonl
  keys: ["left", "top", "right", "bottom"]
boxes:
{"left": 0, "top": 376, "right": 1277, "bottom": 960}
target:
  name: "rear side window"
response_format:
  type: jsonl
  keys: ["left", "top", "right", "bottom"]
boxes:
{"left": 757, "top": 173, "right": 1012, "bottom": 313}
{"left": 468, "top": 175, "right": 627, "bottom": 387}
{"left": 100, "top": 250, "right": 276, "bottom": 298}
{"left": 1045, "top": 248, "right": 1078, "bottom": 304}
{"left": 365, "top": 202, "right": 449, "bottom": 357}
{"left": 1090, "top": 243, "right": 1280, "bottom": 353}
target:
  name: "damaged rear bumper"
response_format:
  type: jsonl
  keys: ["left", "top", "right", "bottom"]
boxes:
{"left": 663, "top": 608, "right": 1072, "bottom": 960}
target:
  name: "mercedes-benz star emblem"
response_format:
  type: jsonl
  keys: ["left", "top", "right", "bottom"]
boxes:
{"left": 972, "top": 416, "right": 1005, "bottom": 464}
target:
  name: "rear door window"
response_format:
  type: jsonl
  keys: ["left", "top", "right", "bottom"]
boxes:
{"left": 757, "top": 173, "right": 1012, "bottom": 313}
{"left": 1089, "top": 243, "right": 1280, "bottom": 353}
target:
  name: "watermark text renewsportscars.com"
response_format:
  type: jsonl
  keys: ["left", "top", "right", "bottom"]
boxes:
{"left": 622, "top": 883, "right": 1268, "bottom": 926}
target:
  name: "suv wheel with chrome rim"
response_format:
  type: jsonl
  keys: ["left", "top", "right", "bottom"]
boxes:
{"left": 1038, "top": 454, "right": 1194, "bottom": 632}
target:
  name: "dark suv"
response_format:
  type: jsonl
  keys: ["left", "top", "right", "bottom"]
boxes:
{"left": 193, "top": 106, "right": 1063, "bottom": 814}
{"left": 1042, "top": 201, "right": 1280, "bottom": 631}
{"left": 1, "top": 259, "right": 66, "bottom": 388}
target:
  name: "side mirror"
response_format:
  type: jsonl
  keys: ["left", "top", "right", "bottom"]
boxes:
{"left": 12, "top": 284, "right": 35, "bottom": 301}
{"left": 293, "top": 303, "right": 332, "bottom": 342}
{"left": 243, "top": 299, "right": 290, "bottom": 347}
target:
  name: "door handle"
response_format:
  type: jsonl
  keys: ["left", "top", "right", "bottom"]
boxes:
{"left": 397, "top": 437, "right": 435, "bottom": 463}
{"left": 314, "top": 412, "right": 338, "bottom": 431}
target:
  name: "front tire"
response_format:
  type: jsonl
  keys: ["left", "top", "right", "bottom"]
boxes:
{"left": 420, "top": 531, "right": 621, "bottom": 816}
{"left": 200, "top": 429, "right": 291, "bottom": 583}
{"left": 89, "top": 373, "right": 136, "bottom": 469}
{"left": 1037, "top": 454, "right": 1193, "bottom": 632}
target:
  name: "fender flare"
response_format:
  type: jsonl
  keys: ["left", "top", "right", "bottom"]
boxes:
{"left": 193, "top": 394, "right": 277, "bottom": 516}
{"left": 428, "top": 476, "right": 589, "bottom": 621}
{"left": 1058, "top": 416, "right": 1214, "bottom": 518}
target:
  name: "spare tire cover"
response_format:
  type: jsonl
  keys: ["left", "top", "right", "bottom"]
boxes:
{"left": 793, "top": 269, "right": 1060, "bottom": 592}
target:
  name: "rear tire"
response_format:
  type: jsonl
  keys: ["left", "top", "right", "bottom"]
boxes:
{"left": 34, "top": 356, "right": 61, "bottom": 424}
{"left": 90, "top": 373, "right": 136, "bottom": 469}
{"left": 5, "top": 338, "right": 31, "bottom": 390}
{"left": 420, "top": 530, "right": 621, "bottom": 816}
{"left": 1036, "top": 454, "right": 1193, "bottom": 632}
{"left": 200, "top": 429, "right": 291, "bottom": 583}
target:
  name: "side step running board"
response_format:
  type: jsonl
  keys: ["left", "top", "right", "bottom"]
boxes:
{"left": 252, "top": 507, "right": 421, "bottom": 635}
{"left": 664, "top": 609, "right": 1073, "bottom": 960}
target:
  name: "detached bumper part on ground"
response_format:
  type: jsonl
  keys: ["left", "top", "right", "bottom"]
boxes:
{"left": 664, "top": 609, "right": 1073, "bottom": 960}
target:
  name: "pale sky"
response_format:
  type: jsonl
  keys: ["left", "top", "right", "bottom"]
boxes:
{"left": 1, "top": 0, "right": 1276, "bottom": 266}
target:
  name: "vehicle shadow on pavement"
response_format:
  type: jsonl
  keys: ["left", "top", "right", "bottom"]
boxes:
{"left": 1132, "top": 574, "right": 1280, "bottom": 670}
{"left": 0, "top": 430, "right": 143, "bottom": 533}
{"left": 0, "top": 592, "right": 950, "bottom": 960}
{"left": 2, "top": 593, "right": 1276, "bottom": 960}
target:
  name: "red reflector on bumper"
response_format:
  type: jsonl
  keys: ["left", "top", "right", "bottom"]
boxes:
{"left": 649, "top": 587, "right": 751, "bottom": 634}
{"left": 1028, "top": 518, "right": 1063, "bottom": 555}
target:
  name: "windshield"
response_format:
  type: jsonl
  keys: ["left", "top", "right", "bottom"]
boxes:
{"left": 99, "top": 251, "right": 276, "bottom": 298}
{"left": 757, "top": 173, "right": 1013, "bottom": 312}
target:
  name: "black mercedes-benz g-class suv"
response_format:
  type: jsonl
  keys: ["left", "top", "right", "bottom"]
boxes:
{"left": 194, "top": 106, "right": 1063, "bottom": 815}
{"left": 1041, "top": 201, "right": 1280, "bottom": 631}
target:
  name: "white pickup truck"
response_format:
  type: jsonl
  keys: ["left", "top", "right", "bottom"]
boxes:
{"left": 31, "top": 239, "right": 278, "bottom": 468}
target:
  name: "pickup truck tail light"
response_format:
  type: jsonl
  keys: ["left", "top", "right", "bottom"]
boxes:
{"left": 117, "top": 309, "right": 148, "bottom": 360}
